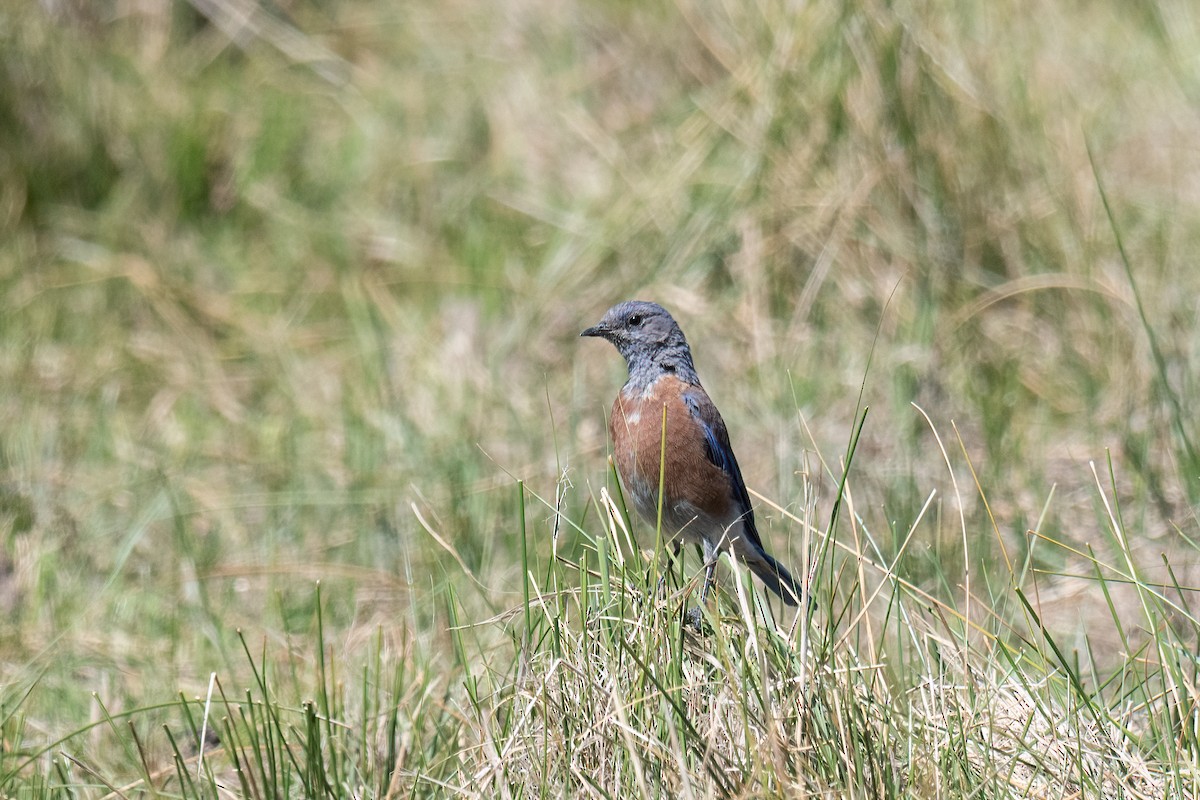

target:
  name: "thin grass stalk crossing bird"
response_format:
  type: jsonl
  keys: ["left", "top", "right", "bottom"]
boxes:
{"left": 581, "top": 300, "right": 804, "bottom": 614}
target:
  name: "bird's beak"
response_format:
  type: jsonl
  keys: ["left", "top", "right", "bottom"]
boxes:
{"left": 580, "top": 323, "right": 607, "bottom": 339}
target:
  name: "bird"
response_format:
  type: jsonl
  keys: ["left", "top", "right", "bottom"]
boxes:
{"left": 581, "top": 300, "right": 804, "bottom": 612}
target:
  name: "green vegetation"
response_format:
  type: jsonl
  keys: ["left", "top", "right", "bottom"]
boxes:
{"left": 2, "top": 0, "right": 1199, "bottom": 795}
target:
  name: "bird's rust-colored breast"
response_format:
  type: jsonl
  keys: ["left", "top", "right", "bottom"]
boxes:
{"left": 609, "top": 374, "right": 733, "bottom": 526}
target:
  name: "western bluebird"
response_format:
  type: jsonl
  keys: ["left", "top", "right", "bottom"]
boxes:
{"left": 582, "top": 300, "right": 804, "bottom": 610}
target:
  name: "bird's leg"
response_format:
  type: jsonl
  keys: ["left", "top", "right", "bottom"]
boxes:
{"left": 699, "top": 557, "right": 718, "bottom": 604}
{"left": 697, "top": 539, "right": 719, "bottom": 602}
{"left": 684, "top": 540, "right": 719, "bottom": 632}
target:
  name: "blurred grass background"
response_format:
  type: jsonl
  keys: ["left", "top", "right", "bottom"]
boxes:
{"left": 1, "top": 0, "right": 1199, "bottom": 791}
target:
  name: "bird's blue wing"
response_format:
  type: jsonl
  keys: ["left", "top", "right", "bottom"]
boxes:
{"left": 683, "top": 389, "right": 765, "bottom": 549}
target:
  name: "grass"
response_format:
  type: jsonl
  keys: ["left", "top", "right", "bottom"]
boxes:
{"left": 2, "top": 0, "right": 1200, "bottom": 795}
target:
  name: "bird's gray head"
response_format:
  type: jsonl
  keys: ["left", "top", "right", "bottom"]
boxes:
{"left": 581, "top": 300, "right": 699, "bottom": 387}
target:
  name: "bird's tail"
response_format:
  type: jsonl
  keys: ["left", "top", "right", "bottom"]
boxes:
{"left": 747, "top": 551, "right": 805, "bottom": 607}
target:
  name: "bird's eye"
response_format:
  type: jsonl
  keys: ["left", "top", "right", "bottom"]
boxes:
{"left": 628, "top": 314, "right": 644, "bottom": 327}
